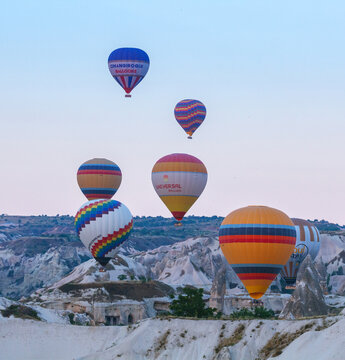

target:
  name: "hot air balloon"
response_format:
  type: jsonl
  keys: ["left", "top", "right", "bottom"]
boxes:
{"left": 77, "top": 158, "right": 122, "bottom": 201}
{"left": 151, "top": 153, "right": 207, "bottom": 222}
{"left": 174, "top": 99, "right": 206, "bottom": 139}
{"left": 219, "top": 206, "right": 296, "bottom": 299}
{"left": 281, "top": 218, "right": 321, "bottom": 286}
{"left": 75, "top": 199, "right": 133, "bottom": 266}
{"left": 108, "top": 48, "right": 150, "bottom": 97}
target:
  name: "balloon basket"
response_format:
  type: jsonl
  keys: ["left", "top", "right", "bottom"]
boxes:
{"left": 99, "top": 268, "right": 106, "bottom": 273}
{"left": 187, "top": 136, "right": 192, "bottom": 139}
{"left": 174, "top": 222, "right": 183, "bottom": 227}
{"left": 125, "top": 94, "right": 132, "bottom": 98}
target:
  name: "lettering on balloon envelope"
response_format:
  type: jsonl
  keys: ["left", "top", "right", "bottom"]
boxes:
{"left": 292, "top": 243, "right": 309, "bottom": 261}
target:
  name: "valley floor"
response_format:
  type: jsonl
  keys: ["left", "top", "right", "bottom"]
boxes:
{"left": 1, "top": 315, "right": 345, "bottom": 360}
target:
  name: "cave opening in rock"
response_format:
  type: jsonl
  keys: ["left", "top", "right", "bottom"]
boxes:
{"left": 105, "top": 316, "right": 120, "bottom": 326}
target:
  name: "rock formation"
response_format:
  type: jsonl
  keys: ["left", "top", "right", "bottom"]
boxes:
{"left": 209, "top": 266, "right": 226, "bottom": 312}
{"left": 280, "top": 255, "right": 328, "bottom": 319}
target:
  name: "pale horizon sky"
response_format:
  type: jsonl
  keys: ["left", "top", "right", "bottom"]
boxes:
{"left": 1, "top": 1, "right": 345, "bottom": 224}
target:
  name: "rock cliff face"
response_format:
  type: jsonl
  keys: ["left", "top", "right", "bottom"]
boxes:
{"left": 280, "top": 255, "right": 328, "bottom": 319}
{"left": 326, "top": 250, "right": 345, "bottom": 295}
{"left": 0, "top": 245, "right": 90, "bottom": 299}
{"left": 134, "top": 237, "right": 239, "bottom": 289}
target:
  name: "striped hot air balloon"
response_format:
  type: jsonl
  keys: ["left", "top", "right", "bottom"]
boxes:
{"left": 174, "top": 99, "right": 206, "bottom": 139}
{"left": 281, "top": 218, "right": 321, "bottom": 286}
{"left": 151, "top": 153, "right": 207, "bottom": 222}
{"left": 75, "top": 199, "right": 133, "bottom": 266}
{"left": 219, "top": 206, "right": 296, "bottom": 299}
{"left": 108, "top": 48, "right": 150, "bottom": 97}
{"left": 77, "top": 158, "right": 122, "bottom": 201}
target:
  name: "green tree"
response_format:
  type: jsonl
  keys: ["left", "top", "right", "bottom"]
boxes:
{"left": 170, "top": 287, "right": 216, "bottom": 318}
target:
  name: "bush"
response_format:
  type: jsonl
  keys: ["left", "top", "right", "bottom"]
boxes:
{"left": 170, "top": 287, "right": 217, "bottom": 318}
{"left": 230, "top": 307, "right": 275, "bottom": 320}
{"left": 1, "top": 305, "right": 40, "bottom": 321}
{"left": 138, "top": 276, "right": 147, "bottom": 283}
{"left": 68, "top": 313, "right": 75, "bottom": 324}
{"left": 118, "top": 274, "right": 127, "bottom": 281}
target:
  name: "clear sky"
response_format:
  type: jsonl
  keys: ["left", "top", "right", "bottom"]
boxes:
{"left": 1, "top": 1, "right": 345, "bottom": 224}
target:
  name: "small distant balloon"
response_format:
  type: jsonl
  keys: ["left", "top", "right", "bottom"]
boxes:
{"left": 75, "top": 199, "right": 133, "bottom": 266}
{"left": 151, "top": 153, "right": 207, "bottom": 222}
{"left": 108, "top": 48, "right": 150, "bottom": 97}
{"left": 77, "top": 158, "right": 122, "bottom": 201}
{"left": 174, "top": 99, "right": 206, "bottom": 139}
{"left": 281, "top": 218, "right": 321, "bottom": 286}
{"left": 219, "top": 206, "right": 296, "bottom": 299}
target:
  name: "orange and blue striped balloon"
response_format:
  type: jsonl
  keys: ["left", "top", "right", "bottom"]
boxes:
{"left": 219, "top": 206, "right": 296, "bottom": 299}
{"left": 174, "top": 99, "right": 206, "bottom": 139}
{"left": 152, "top": 153, "right": 207, "bottom": 221}
{"left": 77, "top": 158, "right": 122, "bottom": 201}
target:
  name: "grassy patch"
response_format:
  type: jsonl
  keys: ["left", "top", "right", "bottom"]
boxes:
{"left": 215, "top": 323, "right": 246, "bottom": 354}
{"left": 1, "top": 305, "right": 40, "bottom": 321}
{"left": 259, "top": 322, "right": 315, "bottom": 359}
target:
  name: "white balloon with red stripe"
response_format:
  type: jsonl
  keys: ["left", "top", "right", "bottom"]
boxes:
{"left": 281, "top": 218, "right": 321, "bottom": 285}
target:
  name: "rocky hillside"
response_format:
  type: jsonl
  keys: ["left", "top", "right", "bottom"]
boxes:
{"left": 0, "top": 215, "right": 222, "bottom": 299}
{"left": 1, "top": 214, "right": 345, "bottom": 300}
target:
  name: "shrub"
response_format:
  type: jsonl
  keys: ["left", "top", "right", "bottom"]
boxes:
{"left": 1, "top": 305, "right": 40, "bottom": 321}
{"left": 68, "top": 313, "right": 75, "bottom": 324}
{"left": 230, "top": 307, "right": 275, "bottom": 320}
{"left": 118, "top": 274, "right": 127, "bottom": 281}
{"left": 138, "top": 276, "right": 146, "bottom": 283}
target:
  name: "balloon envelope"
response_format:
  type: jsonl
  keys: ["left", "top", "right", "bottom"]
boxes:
{"left": 151, "top": 153, "right": 207, "bottom": 221}
{"left": 281, "top": 218, "right": 321, "bottom": 285}
{"left": 77, "top": 158, "right": 122, "bottom": 201}
{"left": 75, "top": 199, "right": 133, "bottom": 266}
{"left": 108, "top": 48, "right": 150, "bottom": 96}
{"left": 219, "top": 206, "right": 296, "bottom": 299}
{"left": 174, "top": 99, "right": 206, "bottom": 138}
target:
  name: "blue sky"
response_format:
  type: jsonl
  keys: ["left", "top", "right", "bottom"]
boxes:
{"left": 1, "top": 1, "right": 345, "bottom": 223}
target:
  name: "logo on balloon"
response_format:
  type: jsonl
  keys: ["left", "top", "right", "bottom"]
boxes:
{"left": 156, "top": 184, "right": 182, "bottom": 191}
{"left": 292, "top": 244, "right": 309, "bottom": 261}
{"left": 163, "top": 175, "right": 169, "bottom": 183}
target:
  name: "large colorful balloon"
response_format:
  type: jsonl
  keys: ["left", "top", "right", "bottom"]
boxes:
{"left": 174, "top": 99, "right": 206, "bottom": 139}
{"left": 151, "top": 153, "right": 207, "bottom": 222}
{"left": 77, "top": 158, "right": 122, "bottom": 201}
{"left": 281, "top": 218, "right": 321, "bottom": 286}
{"left": 108, "top": 48, "right": 150, "bottom": 97}
{"left": 75, "top": 199, "right": 133, "bottom": 266}
{"left": 219, "top": 206, "right": 296, "bottom": 299}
